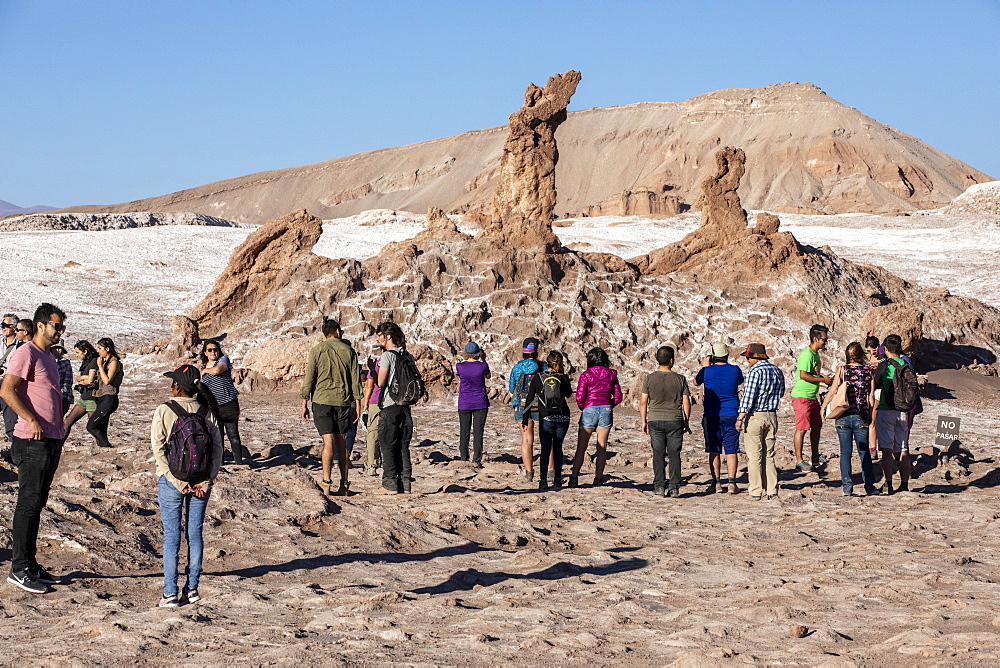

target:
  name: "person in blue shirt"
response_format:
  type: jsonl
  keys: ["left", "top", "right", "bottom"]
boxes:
{"left": 695, "top": 342, "right": 744, "bottom": 494}
{"left": 508, "top": 337, "right": 547, "bottom": 482}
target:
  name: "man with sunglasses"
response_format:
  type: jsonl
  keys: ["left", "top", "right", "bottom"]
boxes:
{"left": 1, "top": 313, "right": 24, "bottom": 446}
{"left": 0, "top": 303, "right": 68, "bottom": 593}
{"left": 790, "top": 324, "right": 835, "bottom": 473}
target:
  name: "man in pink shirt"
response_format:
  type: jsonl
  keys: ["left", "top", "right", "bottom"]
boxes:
{"left": 0, "top": 303, "right": 67, "bottom": 593}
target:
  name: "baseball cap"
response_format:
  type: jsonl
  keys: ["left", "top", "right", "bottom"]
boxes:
{"left": 522, "top": 337, "right": 539, "bottom": 354}
{"left": 711, "top": 342, "right": 729, "bottom": 357}
{"left": 740, "top": 343, "right": 769, "bottom": 360}
{"left": 464, "top": 341, "right": 481, "bottom": 354}
{"left": 163, "top": 364, "right": 201, "bottom": 392}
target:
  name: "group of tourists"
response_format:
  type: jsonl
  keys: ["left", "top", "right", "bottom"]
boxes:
{"left": 2, "top": 301, "right": 922, "bottom": 606}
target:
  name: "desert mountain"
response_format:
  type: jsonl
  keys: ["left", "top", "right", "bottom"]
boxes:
{"left": 52, "top": 83, "right": 991, "bottom": 224}
{"left": 0, "top": 198, "right": 56, "bottom": 216}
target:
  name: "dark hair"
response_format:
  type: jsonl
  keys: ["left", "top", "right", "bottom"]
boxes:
{"left": 322, "top": 317, "right": 341, "bottom": 337}
{"left": 522, "top": 351, "right": 538, "bottom": 360}
{"left": 75, "top": 340, "right": 98, "bottom": 367}
{"left": 546, "top": 350, "right": 564, "bottom": 373}
{"left": 865, "top": 335, "right": 880, "bottom": 350}
{"left": 809, "top": 324, "right": 829, "bottom": 342}
{"left": 375, "top": 321, "right": 405, "bottom": 347}
{"left": 884, "top": 334, "right": 903, "bottom": 355}
{"left": 174, "top": 379, "right": 222, "bottom": 423}
{"left": 17, "top": 319, "right": 34, "bottom": 337}
{"left": 33, "top": 303, "right": 66, "bottom": 328}
{"left": 96, "top": 337, "right": 121, "bottom": 360}
{"left": 3, "top": 313, "right": 17, "bottom": 322}
{"left": 711, "top": 354, "right": 729, "bottom": 364}
{"left": 655, "top": 346, "right": 675, "bottom": 366}
{"left": 845, "top": 342, "right": 866, "bottom": 366}
{"left": 586, "top": 347, "right": 610, "bottom": 368}
{"left": 199, "top": 340, "right": 225, "bottom": 364}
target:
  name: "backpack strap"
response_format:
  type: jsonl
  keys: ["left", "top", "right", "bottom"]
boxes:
{"left": 166, "top": 400, "right": 190, "bottom": 418}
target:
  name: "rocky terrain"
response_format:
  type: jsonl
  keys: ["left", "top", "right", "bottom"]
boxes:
{"left": 1, "top": 378, "right": 999, "bottom": 665}
{"left": 48, "top": 83, "right": 992, "bottom": 223}
{"left": 1, "top": 211, "right": 238, "bottom": 232}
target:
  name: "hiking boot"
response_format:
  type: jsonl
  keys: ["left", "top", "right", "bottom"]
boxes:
{"left": 7, "top": 569, "right": 48, "bottom": 594}
{"left": 896, "top": 481, "right": 909, "bottom": 493}
{"left": 538, "top": 480, "right": 548, "bottom": 491}
{"left": 567, "top": 475, "right": 578, "bottom": 488}
{"left": 653, "top": 486, "right": 665, "bottom": 497}
{"left": 401, "top": 478, "right": 412, "bottom": 494}
{"left": 728, "top": 485, "right": 740, "bottom": 495}
{"left": 319, "top": 479, "right": 332, "bottom": 495}
{"left": 593, "top": 476, "right": 604, "bottom": 487}
{"left": 28, "top": 565, "right": 57, "bottom": 585}
{"left": 668, "top": 488, "right": 680, "bottom": 498}
{"left": 551, "top": 476, "right": 562, "bottom": 488}
{"left": 157, "top": 594, "right": 179, "bottom": 608}
{"left": 523, "top": 470, "right": 534, "bottom": 482}
{"left": 374, "top": 485, "right": 399, "bottom": 495}
{"left": 183, "top": 588, "right": 201, "bottom": 604}
{"left": 335, "top": 481, "right": 351, "bottom": 497}
{"left": 796, "top": 460, "right": 812, "bottom": 473}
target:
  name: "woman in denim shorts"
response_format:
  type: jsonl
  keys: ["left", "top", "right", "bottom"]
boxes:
{"left": 568, "top": 347, "right": 622, "bottom": 487}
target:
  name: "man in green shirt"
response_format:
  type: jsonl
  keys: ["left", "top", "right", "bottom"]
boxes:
{"left": 790, "top": 324, "right": 834, "bottom": 472}
{"left": 301, "top": 318, "right": 363, "bottom": 496}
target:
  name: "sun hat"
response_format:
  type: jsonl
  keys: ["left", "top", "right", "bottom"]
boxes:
{"left": 740, "top": 343, "right": 769, "bottom": 360}
{"left": 711, "top": 342, "right": 729, "bottom": 357}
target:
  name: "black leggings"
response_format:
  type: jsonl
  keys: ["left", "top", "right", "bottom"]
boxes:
{"left": 87, "top": 394, "right": 119, "bottom": 448}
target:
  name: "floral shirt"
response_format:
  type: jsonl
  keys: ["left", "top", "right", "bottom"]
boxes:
{"left": 842, "top": 364, "right": 873, "bottom": 422}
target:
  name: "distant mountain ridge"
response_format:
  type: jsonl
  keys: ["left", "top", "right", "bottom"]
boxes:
{"left": 50, "top": 82, "right": 992, "bottom": 223}
{"left": 0, "top": 199, "right": 56, "bottom": 216}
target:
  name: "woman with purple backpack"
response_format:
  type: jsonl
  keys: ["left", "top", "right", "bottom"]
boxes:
{"left": 150, "top": 364, "right": 223, "bottom": 608}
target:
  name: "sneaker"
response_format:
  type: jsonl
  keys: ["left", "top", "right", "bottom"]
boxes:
{"left": 593, "top": 475, "right": 605, "bottom": 487}
{"left": 796, "top": 460, "right": 812, "bottom": 473}
{"left": 524, "top": 470, "right": 534, "bottom": 482}
{"left": 7, "top": 569, "right": 49, "bottom": 594}
{"left": 547, "top": 471, "right": 555, "bottom": 485}
{"left": 728, "top": 485, "right": 740, "bottom": 495}
{"left": 401, "top": 478, "right": 412, "bottom": 494}
{"left": 843, "top": 489, "right": 855, "bottom": 497}
{"left": 319, "top": 479, "right": 332, "bottom": 495}
{"left": 157, "top": 594, "right": 179, "bottom": 608}
{"left": 335, "top": 481, "right": 351, "bottom": 497}
{"left": 538, "top": 481, "right": 549, "bottom": 491}
{"left": 668, "top": 488, "right": 680, "bottom": 498}
{"left": 706, "top": 483, "right": 717, "bottom": 494}
{"left": 471, "top": 461, "right": 483, "bottom": 470}
{"left": 766, "top": 494, "right": 778, "bottom": 500}
{"left": 897, "top": 482, "right": 909, "bottom": 493}
{"left": 653, "top": 486, "right": 665, "bottom": 497}
{"left": 183, "top": 588, "right": 201, "bottom": 604}
{"left": 567, "top": 475, "right": 578, "bottom": 488}
{"left": 29, "top": 565, "right": 58, "bottom": 585}
{"left": 551, "top": 476, "right": 562, "bottom": 488}
{"left": 374, "top": 485, "right": 399, "bottom": 495}
{"left": 864, "top": 486, "right": 881, "bottom": 496}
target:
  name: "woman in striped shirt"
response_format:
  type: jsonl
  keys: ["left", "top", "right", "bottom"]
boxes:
{"left": 200, "top": 342, "right": 247, "bottom": 466}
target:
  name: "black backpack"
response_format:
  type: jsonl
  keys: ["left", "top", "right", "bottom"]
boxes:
{"left": 386, "top": 349, "right": 426, "bottom": 406}
{"left": 888, "top": 359, "right": 920, "bottom": 413}
{"left": 514, "top": 368, "right": 539, "bottom": 407}
{"left": 540, "top": 372, "right": 565, "bottom": 414}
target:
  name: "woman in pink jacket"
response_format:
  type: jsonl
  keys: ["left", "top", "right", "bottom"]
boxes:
{"left": 569, "top": 347, "right": 622, "bottom": 487}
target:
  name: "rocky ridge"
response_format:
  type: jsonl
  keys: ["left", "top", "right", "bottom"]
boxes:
{"left": 0, "top": 210, "right": 238, "bottom": 232}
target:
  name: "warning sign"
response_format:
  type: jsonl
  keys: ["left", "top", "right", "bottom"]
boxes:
{"left": 934, "top": 416, "right": 961, "bottom": 447}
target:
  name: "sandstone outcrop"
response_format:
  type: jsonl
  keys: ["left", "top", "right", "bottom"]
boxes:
{"left": 412, "top": 207, "right": 470, "bottom": 244}
{"left": 581, "top": 188, "right": 684, "bottom": 218}
{"left": 477, "top": 70, "right": 581, "bottom": 249}
{"left": 755, "top": 212, "right": 781, "bottom": 235}
{"left": 190, "top": 209, "right": 329, "bottom": 336}
{"left": 858, "top": 304, "right": 924, "bottom": 357}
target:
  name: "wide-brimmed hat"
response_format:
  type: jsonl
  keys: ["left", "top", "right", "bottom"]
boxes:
{"left": 741, "top": 343, "right": 769, "bottom": 360}
{"left": 711, "top": 342, "right": 729, "bottom": 357}
{"left": 163, "top": 364, "right": 201, "bottom": 392}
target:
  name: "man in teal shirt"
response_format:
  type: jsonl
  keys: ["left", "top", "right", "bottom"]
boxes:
{"left": 790, "top": 324, "right": 834, "bottom": 472}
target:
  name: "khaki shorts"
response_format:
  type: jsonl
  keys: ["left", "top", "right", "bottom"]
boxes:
{"left": 76, "top": 398, "right": 98, "bottom": 413}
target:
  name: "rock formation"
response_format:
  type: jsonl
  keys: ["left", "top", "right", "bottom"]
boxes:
{"left": 581, "top": 188, "right": 684, "bottom": 218}
{"left": 754, "top": 212, "right": 781, "bottom": 235}
{"left": 942, "top": 180, "right": 1000, "bottom": 215}
{"left": 412, "top": 207, "right": 470, "bottom": 243}
{"left": 190, "top": 209, "right": 329, "bottom": 336}
{"left": 477, "top": 70, "right": 581, "bottom": 249}
{"left": 859, "top": 303, "right": 925, "bottom": 357}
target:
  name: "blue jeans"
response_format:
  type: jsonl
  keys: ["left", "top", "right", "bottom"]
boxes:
{"left": 539, "top": 417, "right": 568, "bottom": 482}
{"left": 158, "top": 475, "right": 210, "bottom": 596}
{"left": 835, "top": 414, "right": 877, "bottom": 494}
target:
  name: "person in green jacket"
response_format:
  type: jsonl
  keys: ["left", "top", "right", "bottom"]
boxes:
{"left": 300, "top": 318, "right": 363, "bottom": 496}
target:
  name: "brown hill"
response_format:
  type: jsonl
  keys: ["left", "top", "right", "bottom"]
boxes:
{"left": 53, "top": 83, "right": 991, "bottom": 223}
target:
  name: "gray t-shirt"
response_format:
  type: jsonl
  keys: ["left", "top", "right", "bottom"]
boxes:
{"left": 642, "top": 370, "right": 690, "bottom": 422}
{"left": 377, "top": 348, "right": 415, "bottom": 408}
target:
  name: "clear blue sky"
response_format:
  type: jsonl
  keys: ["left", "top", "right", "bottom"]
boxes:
{"left": 1, "top": 0, "right": 997, "bottom": 208}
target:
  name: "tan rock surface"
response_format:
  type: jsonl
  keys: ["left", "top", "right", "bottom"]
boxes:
{"left": 582, "top": 187, "right": 684, "bottom": 217}
{"left": 478, "top": 70, "right": 581, "bottom": 249}
{"left": 412, "top": 206, "right": 471, "bottom": 244}
{"left": 858, "top": 304, "right": 924, "bottom": 356}
{"left": 49, "top": 83, "right": 992, "bottom": 223}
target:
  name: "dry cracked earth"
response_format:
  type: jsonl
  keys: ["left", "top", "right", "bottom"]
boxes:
{"left": 1, "top": 370, "right": 999, "bottom": 666}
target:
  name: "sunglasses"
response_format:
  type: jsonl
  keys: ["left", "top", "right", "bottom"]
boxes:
{"left": 15, "top": 328, "right": 28, "bottom": 333}
{"left": 0, "top": 323, "right": 13, "bottom": 329}
{"left": 205, "top": 348, "right": 220, "bottom": 352}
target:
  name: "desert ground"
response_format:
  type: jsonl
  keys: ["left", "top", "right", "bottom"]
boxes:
{"left": 2, "top": 208, "right": 999, "bottom": 665}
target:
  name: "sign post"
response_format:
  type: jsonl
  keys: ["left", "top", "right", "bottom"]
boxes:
{"left": 934, "top": 416, "right": 961, "bottom": 449}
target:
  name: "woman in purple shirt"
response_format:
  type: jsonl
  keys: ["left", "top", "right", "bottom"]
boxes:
{"left": 455, "top": 342, "right": 491, "bottom": 467}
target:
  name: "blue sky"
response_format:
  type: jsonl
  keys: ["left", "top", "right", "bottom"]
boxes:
{"left": 1, "top": 0, "right": 997, "bottom": 207}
